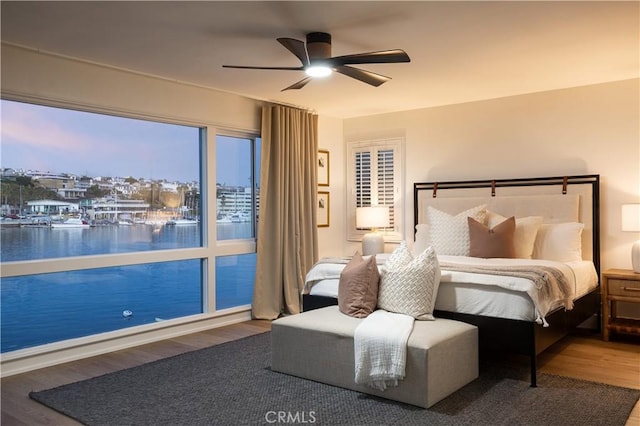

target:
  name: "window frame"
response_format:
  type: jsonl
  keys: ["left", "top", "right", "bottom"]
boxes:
{"left": 346, "top": 137, "right": 405, "bottom": 243}
{"left": 0, "top": 96, "right": 260, "bottom": 356}
{"left": 213, "top": 132, "right": 261, "bottom": 310}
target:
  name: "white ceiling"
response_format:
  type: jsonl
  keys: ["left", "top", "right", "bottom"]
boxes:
{"left": 1, "top": 1, "right": 638, "bottom": 118}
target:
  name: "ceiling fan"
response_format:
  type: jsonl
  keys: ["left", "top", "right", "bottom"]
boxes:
{"left": 222, "top": 32, "right": 410, "bottom": 91}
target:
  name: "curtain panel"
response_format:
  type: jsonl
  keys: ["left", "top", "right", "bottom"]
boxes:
{"left": 252, "top": 104, "right": 319, "bottom": 319}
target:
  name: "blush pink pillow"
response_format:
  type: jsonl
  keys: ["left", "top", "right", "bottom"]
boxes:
{"left": 468, "top": 216, "right": 516, "bottom": 258}
{"left": 338, "top": 252, "right": 380, "bottom": 318}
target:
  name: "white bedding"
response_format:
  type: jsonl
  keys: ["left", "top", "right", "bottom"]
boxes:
{"left": 305, "top": 256, "right": 598, "bottom": 324}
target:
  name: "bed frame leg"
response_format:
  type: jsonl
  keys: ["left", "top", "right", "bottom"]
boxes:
{"left": 530, "top": 354, "right": 537, "bottom": 387}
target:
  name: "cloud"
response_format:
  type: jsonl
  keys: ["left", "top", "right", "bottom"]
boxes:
{"left": 1, "top": 102, "right": 92, "bottom": 153}
{"left": 1, "top": 100, "right": 200, "bottom": 182}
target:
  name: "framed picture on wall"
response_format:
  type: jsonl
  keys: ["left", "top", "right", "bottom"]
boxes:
{"left": 318, "top": 149, "right": 330, "bottom": 186}
{"left": 317, "top": 191, "right": 330, "bottom": 227}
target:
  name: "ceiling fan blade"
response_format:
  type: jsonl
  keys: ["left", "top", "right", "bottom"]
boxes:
{"left": 334, "top": 65, "right": 391, "bottom": 87}
{"left": 277, "top": 37, "right": 310, "bottom": 67}
{"left": 282, "top": 77, "right": 313, "bottom": 91}
{"left": 330, "top": 49, "right": 411, "bottom": 66}
{"left": 222, "top": 65, "right": 304, "bottom": 71}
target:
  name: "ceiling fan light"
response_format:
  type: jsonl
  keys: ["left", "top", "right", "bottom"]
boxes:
{"left": 305, "top": 65, "right": 332, "bottom": 78}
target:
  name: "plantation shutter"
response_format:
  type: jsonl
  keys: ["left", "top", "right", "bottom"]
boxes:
{"left": 355, "top": 151, "right": 371, "bottom": 209}
{"left": 348, "top": 139, "right": 404, "bottom": 242}
{"left": 376, "top": 149, "right": 395, "bottom": 231}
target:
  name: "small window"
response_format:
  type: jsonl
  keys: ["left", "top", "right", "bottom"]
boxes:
{"left": 215, "top": 135, "right": 260, "bottom": 241}
{"left": 347, "top": 138, "right": 404, "bottom": 243}
{"left": 214, "top": 134, "right": 260, "bottom": 310}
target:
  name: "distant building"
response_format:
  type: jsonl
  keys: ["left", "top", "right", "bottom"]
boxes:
{"left": 55, "top": 187, "right": 87, "bottom": 199}
{"left": 27, "top": 199, "right": 79, "bottom": 214}
{"left": 216, "top": 186, "right": 257, "bottom": 219}
{"left": 82, "top": 197, "right": 150, "bottom": 222}
{"left": 28, "top": 171, "right": 85, "bottom": 200}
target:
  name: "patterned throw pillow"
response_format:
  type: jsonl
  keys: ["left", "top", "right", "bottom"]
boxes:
{"left": 338, "top": 252, "right": 380, "bottom": 318}
{"left": 377, "top": 242, "right": 441, "bottom": 320}
{"left": 427, "top": 205, "right": 487, "bottom": 256}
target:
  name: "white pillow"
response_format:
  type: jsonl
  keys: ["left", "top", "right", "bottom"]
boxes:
{"left": 532, "top": 222, "right": 584, "bottom": 262}
{"left": 427, "top": 205, "right": 487, "bottom": 256}
{"left": 377, "top": 242, "right": 441, "bottom": 320}
{"left": 487, "top": 212, "right": 543, "bottom": 259}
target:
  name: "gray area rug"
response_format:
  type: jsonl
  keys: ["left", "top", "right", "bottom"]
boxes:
{"left": 30, "top": 332, "right": 639, "bottom": 425}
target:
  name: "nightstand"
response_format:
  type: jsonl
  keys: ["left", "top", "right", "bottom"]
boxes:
{"left": 601, "top": 269, "right": 640, "bottom": 341}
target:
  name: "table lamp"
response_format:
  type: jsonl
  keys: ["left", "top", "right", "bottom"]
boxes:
{"left": 622, "top": 203, "right": 640, "bottom": 273}
{"left": 356, "top": 206, "right": 390, "bottom": 255}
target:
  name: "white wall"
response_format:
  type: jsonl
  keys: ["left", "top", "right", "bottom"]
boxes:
{"left": 1, "top": 44, "right": 262, "bottom": 131}
{"left": 334, "top": 79, "right": 640, "bottom": 316}
{"left": 316, "top": 115, "right": 346, "bottom": 257}
{"left": 337, "top": 79, "right": 639, "bottom": 270}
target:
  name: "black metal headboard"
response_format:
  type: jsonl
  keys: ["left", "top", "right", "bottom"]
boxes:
{"left": 413, "top": 175, "right": 600, "bottom": 276}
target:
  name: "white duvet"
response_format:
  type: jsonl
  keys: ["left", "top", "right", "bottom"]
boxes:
{"left": 304, "top": 255, "right": 598, "bottom": 325}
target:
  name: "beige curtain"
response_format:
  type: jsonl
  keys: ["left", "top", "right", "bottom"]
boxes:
{"left": 252, "top": 104, "right": 319, "bottom": 319}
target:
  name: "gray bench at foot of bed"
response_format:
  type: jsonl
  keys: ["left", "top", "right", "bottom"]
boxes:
{"left": 271, "top": 306, "right": 478, "bottom": 408}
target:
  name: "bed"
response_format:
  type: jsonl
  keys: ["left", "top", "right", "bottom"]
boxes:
{"left": 302, "top": 175, "right": 601, "bottom": 387}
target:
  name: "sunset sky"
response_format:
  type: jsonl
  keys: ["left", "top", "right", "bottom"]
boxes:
{"left": 1, "top": 100, "right": 204, "bottom": 183}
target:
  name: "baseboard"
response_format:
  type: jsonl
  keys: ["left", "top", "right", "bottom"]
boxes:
{"left": 0, "top": 309, "right": 251, "bottom": 377}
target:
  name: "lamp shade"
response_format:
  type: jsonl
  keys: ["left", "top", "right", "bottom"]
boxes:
{"left": 622, "top": 204, "right": 640, "bottom": 232}
{"left": 356, "top": 206, "right": 390, "bottom": 229}
{"left": 356, "top": 206, "right": 389, "bottom": 256}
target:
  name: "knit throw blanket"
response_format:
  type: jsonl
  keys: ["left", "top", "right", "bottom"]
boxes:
{"left": 439, "top": 262, "right": 574, "bottom": 326}
{"left": 354, "top": 310, "right": 415, "bottom": 391}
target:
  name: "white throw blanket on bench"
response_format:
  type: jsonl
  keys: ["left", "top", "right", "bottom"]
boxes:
{"left": 354, "top": 309, "right": 415, "bottom": 391}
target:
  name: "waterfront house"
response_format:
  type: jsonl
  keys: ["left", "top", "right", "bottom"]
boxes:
{"left": 27, "top": 199, "right": 79, "bottom": 215}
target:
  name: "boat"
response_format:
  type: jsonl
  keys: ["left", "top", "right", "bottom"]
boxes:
{"left": 50, "top": 218, "right": 90, "bottom": 228}
{"left": 20, "top": 216, "right": 52, "bottom": 228}
{"left": 166, "top": 218, "right": 199, "bottom": 226}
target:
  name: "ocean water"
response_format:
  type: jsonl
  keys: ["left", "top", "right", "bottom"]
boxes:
{"left": 0, "top": 224, "right": 255, "bottom": 353}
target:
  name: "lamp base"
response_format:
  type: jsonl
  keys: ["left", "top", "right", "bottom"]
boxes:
{"left": 632, "top": 240, "right": 640, "bottom": 273}
{"left": 362, "top": 232, "right": 384, "bottom": 256}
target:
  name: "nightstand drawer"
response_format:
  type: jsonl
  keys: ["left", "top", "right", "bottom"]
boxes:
{"left": 608, "top": 279, "right": 640, "bottom": 298}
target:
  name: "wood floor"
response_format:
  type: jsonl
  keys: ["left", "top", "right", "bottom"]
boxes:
{"left": 1, "top": 321, "right": 638, "bottom": 426}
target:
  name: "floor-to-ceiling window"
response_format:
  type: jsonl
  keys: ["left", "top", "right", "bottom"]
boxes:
{"left": 0, "top": 99, "right": 260, "bottom": 353}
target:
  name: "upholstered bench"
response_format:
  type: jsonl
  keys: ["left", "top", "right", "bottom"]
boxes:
{"left": 271, "top": 305, "right": 478, "bottom": 408}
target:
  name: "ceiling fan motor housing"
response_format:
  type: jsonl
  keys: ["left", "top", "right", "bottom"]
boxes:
{"left": 306, "top": 32, "right": 332, "bottom": 62}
